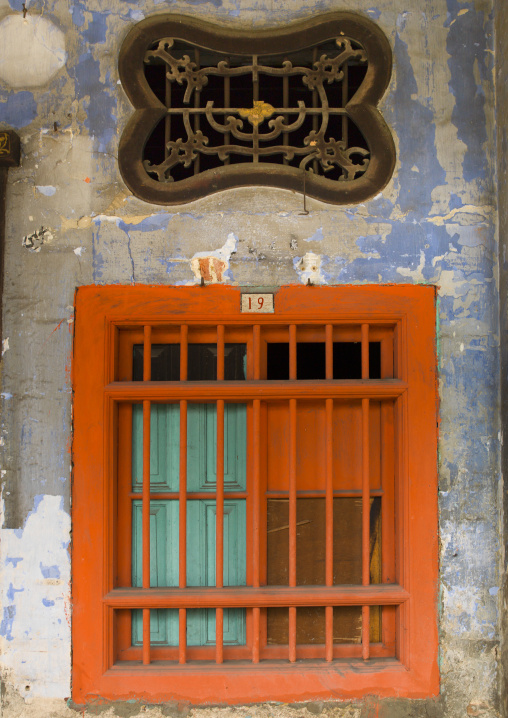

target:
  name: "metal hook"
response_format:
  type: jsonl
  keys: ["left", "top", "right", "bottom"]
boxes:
{"left": 299, "top": 169, "right": 309, "bottom": 216}
{"left": 22, "top": 3, "right": 27, "bottom": 17}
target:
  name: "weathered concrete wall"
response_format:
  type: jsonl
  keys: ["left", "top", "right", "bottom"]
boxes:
{"left": 0, "top": 0, "right": 503, "bottom": 716}
{"left": 496, "top": 2, "right": 508, "bottom": 717}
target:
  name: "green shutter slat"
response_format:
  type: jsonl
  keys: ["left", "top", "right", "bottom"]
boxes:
{"left": 132, "top": 404, "right": 179, "bottom": 492}
{"left": 187, "top": 404, "right": 246, "bottom": 492}
{"left": 132, "top": 402, "right": 246, "bottom": 648}
{"left": 187, "top": 500, "right": 246, "bottom": 646}
{"left": 132, "top": 500, "right": 179, "bottom": 646}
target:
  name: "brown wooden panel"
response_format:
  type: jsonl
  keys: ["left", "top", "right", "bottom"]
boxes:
{"left": 266, "top": 401, "right": 390, "bottom": 493}
{"left": 267, "top": 497, "right": 381, "bottom": 644}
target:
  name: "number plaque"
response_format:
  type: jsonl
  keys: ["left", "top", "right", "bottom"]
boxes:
{"left": 241, "top": 293, "right": 274, "bottom": 313}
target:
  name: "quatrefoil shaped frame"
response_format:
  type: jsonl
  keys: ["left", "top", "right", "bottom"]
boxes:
{"left": 118, "top": 12, "right": 396, "bottom": 205}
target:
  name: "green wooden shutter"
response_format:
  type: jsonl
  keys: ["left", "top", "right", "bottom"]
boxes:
{"left": 132, "top": 403, "right": 246, "bottom": 647}
{"left": 132, "top": 404, "right": 180, "bottom": 492}
{"left": 131, "top": 500, "right": 179, "bottom": 645}
{"left": 187, "top": 404, "right": 246, "bottom": 492}
{"left": 186, "top": 499, "right": 246, "bottom": 645}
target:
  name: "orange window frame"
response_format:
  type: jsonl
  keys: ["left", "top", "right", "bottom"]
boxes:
{"left": 72, "top": 284, "right": 438, "bottom": 705}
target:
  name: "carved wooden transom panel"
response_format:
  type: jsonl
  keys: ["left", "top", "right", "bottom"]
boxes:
{"left": 119, "top": 13, "right": 395, "bottom": 205}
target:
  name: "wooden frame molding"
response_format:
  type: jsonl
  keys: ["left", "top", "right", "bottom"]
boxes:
{"left": 72, "top": 285, "right": 438, "bottom": 705}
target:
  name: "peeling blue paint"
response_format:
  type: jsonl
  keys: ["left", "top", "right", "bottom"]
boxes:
{"left": 39, "top": 563, "right": 60, "bottom": 579}
{"left": 449, "top": 193, "right": 463, "bottom": 211}
{"left": 0, "top": 605, "right": 15, "bottom": 641}
{"left": 5, "top": 557, "right": 23, "bottom": 567}
{"left": 0, "top": 92, "right": 37, "bottom": 129}
{"left": 304, "top": 227, "right": 324, "bottom": 242}
{"left": 116, "top": 215, "right": 172, "bottom": 233}
{"left": 6, "top": 583, "right": 24, "bottom": 602}
{"left": 42, "top": 598, "right": 55, "bottom": 607}
{"left": 158, "top": 258, "right": 182, "bottom": 275}
{"left": 83, "top": 11, "right": 109, "bottom": 44}
{"left": 446, "top": 0, "right": 491, "bottom": 182}
{"left": 71, "top": 52, "right": 116, "bottom": 150}
{"left": 70, "top": 4, "right": 85, "bottom": 26}
{"left": 390, "top": 32, "right": 446, "bottom": 216}
{"left": 179, "top": 0, "right": 222, "bottom": 6}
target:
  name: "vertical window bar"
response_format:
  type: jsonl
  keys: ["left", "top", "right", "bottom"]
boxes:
{"left": 283, "top": 67, "right": 289, "bottom": 165}
{"left": 216, "top": 323, "right": 226, "bottom": 662}
{"left": 252, "top": 324, "right": 261, "bottom": 663}
{"left": 216, "top": 398, "right": 225, "bottom": 663}
{"left": 194, "top": 48, "right": 201, "bottom": 175}
{"left": 325, "top": 323, "right": 333, "bottom": 380}
{"left": 252, "top": 398, "right": 261, "bottom": 663}
{"left": 252, "top": 598, "right": 260, "bottom": 664}
{"left": 361, "top": 323, "right": 369, "bottom": 380}
{"left": 142, "top": 325, "right": 151, "bottom": 665}
{"left": 178, "top": 404, "right": 188, "bottom": 663}
{"left": 178, "top": 403, "right": 187, "bottom": 586}
{"left": 165, "top": 73, "right": 171, "bottom": 161}
{"left": 289, "top": 324, "right": 297, "bottom": 380}
{"left": 178, "top": 609, "right": 186, "bottom": 665}
{"left": 252, "top": 54, "right": 259, "bottom": 102}
{"left": 342, "top": 63, "right": 348, "bottom": 148}
{"left": 289, "top": 396, "right": 297, "bottom": 662}
{"left": 217, "top": 325, "right": 225, "bottom": 381}
{"left": 224, "top": 66, "right": 230, "bottom": 165}
{"left": 253, "top": 325, "right": 261, "bottom": 380}
{"left": 180, "top": 325, "right": 188, "bottom": 381}
{"left": 179, "top": 324, "right": 188, "bottom": 664}
{"left": 362, "top": 323, "right": 370, "bottom": 659}
{"left": 179, "top": 325, "right": 188, "bottom": 663}
{"left": 312, "top": 47, "right": 318, "bottom": 175}
{"left": 325, "top": 324, "right": 334, "bottom": 661}
{"left": 362, "top": 396, "right": 370, "bottom": 660}
{"left": 143, "top": 325, "right": 151, "bottom": 384}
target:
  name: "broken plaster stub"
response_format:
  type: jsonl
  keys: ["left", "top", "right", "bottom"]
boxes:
{"left": 294, "top": 252, "right": 326, "bottom": 284}
{"left": 0, "top": 15, "right": 66, "bottom": 89}
{"left": 190, "top": 233, "right": 238, "bottom": 284}
{"left": 22, "top": 227, "right": 54, "bottom": 252}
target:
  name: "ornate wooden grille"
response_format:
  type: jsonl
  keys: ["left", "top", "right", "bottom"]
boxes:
{"left": 119, "top": 14, "right": 395, "bottom": 205}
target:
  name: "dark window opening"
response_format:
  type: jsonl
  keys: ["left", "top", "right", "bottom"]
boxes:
{"left": 142, "top": 41, "right": 369, "bottom": 185}
{"left": 266, "top": 342, "right": 381, "bottom": 380}
{"left": 133, "top": 343, "right": 247, "bottom": 381}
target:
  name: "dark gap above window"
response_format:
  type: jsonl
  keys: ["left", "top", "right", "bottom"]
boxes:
{"left": 266, "top": 342, "right": 381, "bottom": 380}
{"left": 133, "top": 344, "right": 180, "bottom": 381}
{"left": 133, "top": 344, "right": 247, "bottom": 381}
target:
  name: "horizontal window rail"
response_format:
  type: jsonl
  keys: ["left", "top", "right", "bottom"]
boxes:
{"left": 104, "top": 584, "right": 409, "bottom": 609}
{"left": 105, "top": 379, "right": 407, "bottom": 401}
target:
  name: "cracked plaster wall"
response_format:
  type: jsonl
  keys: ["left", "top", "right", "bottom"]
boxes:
{"left": 0, "top": 0, "right": 503, "bottom": 716}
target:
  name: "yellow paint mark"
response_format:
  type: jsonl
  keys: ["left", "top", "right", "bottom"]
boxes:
{"left": 427, "top": 204, "right": 493, "bottom": 227}
{"left": 105, "top": 190, "right": 131, "bottom": 212}
{"left": 458, "top": 8, "right": 468, "bottom": 15}
{"left": 60, "top": 190, "right": 132, "bottom": 231}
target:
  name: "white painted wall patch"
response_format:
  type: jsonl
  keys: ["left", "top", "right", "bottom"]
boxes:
{"left": 0, "top": 15, "right": 66, "bottom": 88}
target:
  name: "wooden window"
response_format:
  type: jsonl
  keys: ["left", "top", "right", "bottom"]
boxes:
{"left": 72, "top": 285, "right": 438, "bottom": 705}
